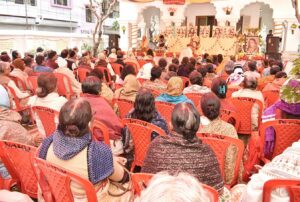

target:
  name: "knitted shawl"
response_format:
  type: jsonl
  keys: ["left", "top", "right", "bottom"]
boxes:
{"left": 39, "top": 130, "right": 113, "bottom": 184}
{"left": 141, "top": 132, "right": 224, "bottom": 194}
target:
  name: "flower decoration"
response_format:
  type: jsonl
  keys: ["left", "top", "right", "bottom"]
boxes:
{"left": 168, "top": 7, "right": 177, "bottom": 13}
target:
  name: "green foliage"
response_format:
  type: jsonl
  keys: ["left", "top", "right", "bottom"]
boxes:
{"left": 112, "top": 20, "right": 120, "bottom": 31}
{"left": 291, "top": 55, "right": 300, "bottom": 76}
{"left": 81, "top": 43, "right": 92, "bottom": 52}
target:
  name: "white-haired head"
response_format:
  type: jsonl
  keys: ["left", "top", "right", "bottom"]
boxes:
{"left": 135, "top": 172, "right": 211, "bottom": 202}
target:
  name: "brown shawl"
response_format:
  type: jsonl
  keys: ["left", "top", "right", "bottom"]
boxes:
{"left": 142, "top": 132, "right": 224, "bottom": 194}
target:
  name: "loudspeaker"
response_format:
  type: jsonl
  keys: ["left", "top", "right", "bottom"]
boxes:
{"left": 266, "top": 36, "right": 280, "bottom": 53}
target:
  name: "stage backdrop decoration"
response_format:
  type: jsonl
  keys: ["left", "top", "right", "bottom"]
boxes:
{"left": 163, "top": 26, "right": 237, "bottom": 56}
{"left": 163, "top": 0, "right": 185, "bottom": 4}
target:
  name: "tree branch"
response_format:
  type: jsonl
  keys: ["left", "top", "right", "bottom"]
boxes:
{"left": 88, "top": 0, "right": 100, "bottom": 20}
{"left": 102, "top": 0, "right": 117, "bottom": 21}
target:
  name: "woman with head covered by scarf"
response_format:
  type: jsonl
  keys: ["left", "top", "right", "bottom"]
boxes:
{"left": 227, "top": 65, "right": 245, "bottom": 87}
{"left": 114, "top": 74, "right": 141, "bottom": 102}
{"left": 155, "top": 76, "right": 193, "bottom": 105}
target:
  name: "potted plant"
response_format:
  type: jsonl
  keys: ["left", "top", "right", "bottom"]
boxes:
{"left": 168, "top": 7, "right": 176, "bottom": 16}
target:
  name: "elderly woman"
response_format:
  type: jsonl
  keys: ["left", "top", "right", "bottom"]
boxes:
{"left": 88, "top": 68, "right": 114, "bottom": 104}
{"left": 81, "top": 76, "right": 123, "bottom": 155}
{"left": 78, "top": 56, "right": 92, "bottom": 70}
{"left": 114, "top": 74, "right": 140, "bottom": 102}
{"left": 232, "top": 75, "right": 264, "bottom": 131}
{"left": 183, "top": 70, "right": 211, "bottom": 94}
{"left": 0, "top": 61, "right": 30, "bottom": 105}
{"left": 240, "top": 140, "right": 300, "bottom": 202}
{"left": 155, "top": 76, "right": 193, "bottom": 105}
{"left": 10, "top": 58, "right": 30, "bottom": 90}
{"left": 124, "top": 51, "right": 140, "bottom": 71}
{"left": 200, "top": 93, "right": 240, "bottom": 184}
{"left": 28, "top": 73, "right": 67, "bottom": 137}
{"left": 142, "top": 103, "right": 224, "bottom": 194}
{"left": 142, "top": 66, "right": 167, "bottom": 92}
{"left": 263, "top": 78, "right": 300, "bottom": 158}
{"left": 136, "top": 172, "right": 210, "bottom": 202}
{"left": 96, "top": 52, "right": 116, "bottom": 80}
{"left": 122, "top": 89, "right": 169, "bottom": 166}
{"left": 115, "top": 64, "right": 136, "bottom": 86}
{"left": 0, "top": 85, "right": 42, "bottom": 179}
{"left": 38, "top": 99, "right": 130, "bottom": 201}
{"left": 211, "top": 77, "right": 236, "bottom": 113}
{"left": 54, "top": 57, "right": 82, "bottom": 95}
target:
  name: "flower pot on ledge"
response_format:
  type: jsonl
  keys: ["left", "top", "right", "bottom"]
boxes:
{"left": 170, "top": 12, "right": 174, "bottom": 16}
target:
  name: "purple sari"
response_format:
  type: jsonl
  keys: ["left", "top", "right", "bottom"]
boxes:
{"left": 262, "top": 101, "right": 300, "bottom": 156}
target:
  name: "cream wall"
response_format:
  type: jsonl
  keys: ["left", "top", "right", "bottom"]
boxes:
{"left": 184, "top": 3, "right": 217, "bottom": 25}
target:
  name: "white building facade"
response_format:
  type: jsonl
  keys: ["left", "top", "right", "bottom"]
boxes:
{"left": 0, "top": 0, "right": 119, "bottom": 54}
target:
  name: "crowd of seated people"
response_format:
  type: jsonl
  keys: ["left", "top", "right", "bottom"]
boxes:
{"left": 0, "top": 47, "right": 299, "bottom": 202}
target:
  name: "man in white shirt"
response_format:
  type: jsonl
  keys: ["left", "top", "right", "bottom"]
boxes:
{"left": 179, "top": 44, "right": 193, "bottom": 63}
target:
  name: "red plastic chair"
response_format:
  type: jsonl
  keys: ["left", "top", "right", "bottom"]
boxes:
{"left": 263, "top": 179, "right": 300, "bottom": 202}
{"left": 185, "top": 93, "right": 203, "bottom": 106}
{"left": 149, "top": 89, "right": 161, "bottom": 98}
{"left": 165, "top": 52, "right": 174, "bottom": 57}
{"left": 90, "top": 119, "right": 110, "bottom": 147}
{"left": 179, "top": 76, "right": 190, "bottom": 87}
{"left": 115, "top": 83, "right": 123, "bottom": 90}
{"left": 28, "top": 76, "right": 38, "bottom": 94}
{"left": 76, "top": 68, "right": 90, "bottom": 82}
{"left": 138, "top": 60, "right": 147, "bottom": 68}
{"left": 5, "top": 86, "right": 30, "bottom": 113}
{"left": 32, "top": 106, "right": 58, "bottom": 137}
{"left": 54, "top": 73, "right": 75, "bottom": 100}
{"left": 9, "top": 75, "right": 27, "bottom": 91}
{"left": 124, "top": 61, "right": 139, "bottom": 73}
{"left": 219, "top": 109, "right": 240, "bottom": 131}
{"left": 136, "top": 52, "right": 145, "bottom": 57}
{"left": 114, "top": 98, "right": 134, "bottom": 119}
{"left": 132, "top": 173, "right": 218, "bottom": 202}
{"left": 122, "top": 118, "right": 166, "bottom": 171}
{"left": 34, "top": 157, "right": 99, "bottom": 202}
{"left": 259, "top": 119, "right": 300, "bottom": 161}
{"left": 95, "top": 66, "right": 113, "bottom": 85}
{"left": 0, "top": 141, "right": 37, "bottom": 198}
{"left": 230, "top": 97, "right": 263, "bottom": 135}
{"left": 137, "top": 78, "right": 148, "bottom": 85}
{"left": 155, "top": 101, "right": 175, "bottom": 127}
{"left": 111, "top": 63, "right": 123, "bottom": 76}
{"left": 155, "top": 52, "right": 164, "bottom": 57}
{"left": 262, "top": 90, "right": 280, "bottom": 108}
{"left": 196, "top": 133, "right": 244, "bottom": 187}
{"left": 227, "top": 87, "right": 240, "bottom": 98}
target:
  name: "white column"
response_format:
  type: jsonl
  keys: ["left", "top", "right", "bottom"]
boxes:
{"left": 119, "top": 21, "right": 130, "bottom": 51}
{"left": 282, "top": 19, "right": 300, "bottom": 54}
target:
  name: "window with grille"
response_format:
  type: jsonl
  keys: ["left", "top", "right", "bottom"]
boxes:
{"left": 53, "top": 0, "right": 68, "bottom": 6}
{"left": 14, "top": 0, "right": 36, "bottom": 6}
{"left": 102, "top": 0, "right": 119, "bottom": 18}
{"left": 85, "top": 6, "right": 94, "bottom": 23}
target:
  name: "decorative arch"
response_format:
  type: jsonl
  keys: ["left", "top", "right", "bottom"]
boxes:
{"left": 239, "top": 1, "right": 274, "bottom": 16}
